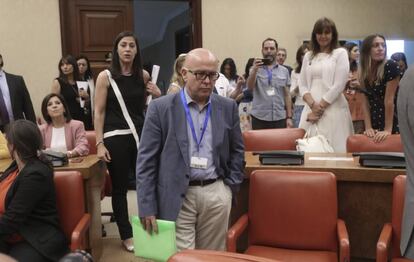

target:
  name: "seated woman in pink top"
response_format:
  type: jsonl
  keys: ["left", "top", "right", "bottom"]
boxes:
{"left": 39, "top": 93, "right": 89, "bottom": 158}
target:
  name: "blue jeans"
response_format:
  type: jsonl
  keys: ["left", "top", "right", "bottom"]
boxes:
{"left": 293, "top": 105, "right": 305, "bottom": 128}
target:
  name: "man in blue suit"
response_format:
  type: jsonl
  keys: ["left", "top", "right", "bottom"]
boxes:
{"left": 136, "top": 48, "right": 244, "bottom": 250}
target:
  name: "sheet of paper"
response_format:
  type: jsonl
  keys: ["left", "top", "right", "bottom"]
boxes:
{"left": 76, "top": 81, "right": 89, "bottom": 108}
{"left": 146, "top": 65, "right": 160, "bottom": 105}
{"left": 308, "top": 156, "right": 354, "bottom": 161}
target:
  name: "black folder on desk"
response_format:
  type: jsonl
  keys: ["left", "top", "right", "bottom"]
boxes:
{"left": 353, "top": 152, "right": 406, "bottom": 169}
{"left": 257, "top": 150, "right": 305, "bottom": 165}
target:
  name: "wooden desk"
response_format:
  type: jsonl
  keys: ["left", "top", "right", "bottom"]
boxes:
{"left": 0, "top": 155, "right": 105, "bottom": 261}
{"left": 237, "top": 152, "right": 405, "bottom": 261}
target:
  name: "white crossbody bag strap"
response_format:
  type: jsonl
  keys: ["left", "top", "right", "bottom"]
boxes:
{"left": 105, "top": 69, "right": 140, "bottom": 148}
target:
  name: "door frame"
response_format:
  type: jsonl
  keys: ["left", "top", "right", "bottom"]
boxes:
{"left": 59, "top": 0, "right": 202, "bottom": 55}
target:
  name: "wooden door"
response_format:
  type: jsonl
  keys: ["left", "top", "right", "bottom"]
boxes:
{"left": 59, "top": 0, "right": 134, "bottom": 77}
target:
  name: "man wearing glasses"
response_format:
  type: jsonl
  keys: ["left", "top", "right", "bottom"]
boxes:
{"left": 136, "top": 48, "right": 244, "bottom": 251}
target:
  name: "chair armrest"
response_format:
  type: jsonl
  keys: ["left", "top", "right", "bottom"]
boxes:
{"left": 70, "top": 214, "right": 91, "bottom": 251}
{"left": 226, "top": 214, "right": 248, "bottom": 252}
{"left": 337, "top": 219, "right": 350, "bottom": 262}
{"left": 376, "top": 223, "right": 392, "bottom": 262}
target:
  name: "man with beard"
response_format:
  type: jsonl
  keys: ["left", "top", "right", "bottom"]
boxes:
{"left": 247, "top": 38, "right": 293, "bottom": 129}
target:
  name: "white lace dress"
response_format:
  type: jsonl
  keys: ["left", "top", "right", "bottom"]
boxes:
{"left": 299, "top": 50, "right": 354, "bottom": 152}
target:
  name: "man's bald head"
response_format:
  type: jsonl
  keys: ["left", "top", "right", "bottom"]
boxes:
{"left": 181, "top": 48, "right": 219, "bottom": 105}
{"left": 183, "top": 48, "right": 219, "bottom": 69}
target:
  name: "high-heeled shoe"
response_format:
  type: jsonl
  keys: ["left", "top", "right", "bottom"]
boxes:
{"left": 122, "top": 238, "right": 134, "bottom": 252}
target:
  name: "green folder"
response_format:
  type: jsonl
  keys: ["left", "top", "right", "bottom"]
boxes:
{"left": 132, "top": 216, "right": 177, "bottom": 262}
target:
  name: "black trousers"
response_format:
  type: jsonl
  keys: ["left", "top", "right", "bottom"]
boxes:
{"left": 4, "top": 241, "right": 52, "bottom": 262}
{"left": 251, "top": 115, "right": 287, "bottom": 130}
{"left": 104, "top": 134, "right": 137, "bottom": 240}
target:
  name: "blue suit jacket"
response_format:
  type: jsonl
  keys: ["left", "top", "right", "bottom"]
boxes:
{"left": 136, "top": 92, "right": 244, "bottom": 221}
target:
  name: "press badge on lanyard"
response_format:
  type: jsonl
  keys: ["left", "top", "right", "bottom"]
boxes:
{"left": 265, "top": 67, "right": 275, "bottom": 96}
{"left": 180, "top": 90, "right": 211, "bottom": 169}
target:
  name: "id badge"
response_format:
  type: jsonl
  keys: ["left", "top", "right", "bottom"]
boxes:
{"left": 190, "top": 156, "right": 208, "bottom": 169}
{"left": 266, "top": 88, "right": 276, "bottom": 96}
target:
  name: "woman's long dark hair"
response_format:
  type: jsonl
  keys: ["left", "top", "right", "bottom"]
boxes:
{"left": 244, "top": 58, "right": 255, "bottom": 79}
{"left": 310, "top": 17, "right": 338, "bottom": 58}
{"left": 294, "top": 43, "right": 309, "bottom": 74}
{"left": 5, "top": 120, "right": 51, "bottom": 167}
{"left": 109, "top": 31, "right": 144, "bottom": 82}
{"left": 220, "top": 58, "right": 238, "bottom": 82}
{"left": 77, "top": 55, "right": 94, "bottom": 80}
{"left": 343, "top": 42, "right": 359, "bottom": 72}
{"left": 391, "top": 52, "right": 407, "bottom": 72}
{"left": 58, "top": 55, "right": 80, "bottom": 83}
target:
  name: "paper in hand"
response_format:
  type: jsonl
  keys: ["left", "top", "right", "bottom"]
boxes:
{"left": 146, "top": 65, "right": 160, "bottom": 105}
{"left": 76, "top": 81, "right": 89, "bottom": 108}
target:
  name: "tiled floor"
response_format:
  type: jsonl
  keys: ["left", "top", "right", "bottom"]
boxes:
{"left": 100, "top": 190, "right": 153, "bottom": 262}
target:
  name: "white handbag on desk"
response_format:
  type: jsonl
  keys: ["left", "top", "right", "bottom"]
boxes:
{"left": 296, "top": 125, "right": 334, "bottom": 153}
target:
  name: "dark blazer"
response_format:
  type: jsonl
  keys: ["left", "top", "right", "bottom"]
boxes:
{"left": 4, "top": 72, "right": 36, "bottom": 123}
{"left": 0, "top": 159, "right": 68, "bottom": 261}
{"left": 398, "top": 66, "right": 414, "bottom": 258}
{"left": 136, "top": 92, "right": 245, "bottom": 221}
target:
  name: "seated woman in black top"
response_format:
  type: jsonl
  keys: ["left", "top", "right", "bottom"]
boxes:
{"left": 0, "top": 120, "right": 68, "bottom": 262}
{"left": 359, "top": 34, "right": 402, "bottom": 142}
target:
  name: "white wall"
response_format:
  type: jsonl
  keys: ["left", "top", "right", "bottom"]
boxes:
{"left": 0, "top": 0, "right": 62, "bottom": 116}
{"left": 2, "top": 0, "right": 414, "bottom": 111}
{"left": 202, "top": 0, "right": 414, "bottom": 74}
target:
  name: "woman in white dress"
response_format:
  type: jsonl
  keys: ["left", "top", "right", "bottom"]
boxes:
{"left": 299, "top": 17, "right": 354, "bottom": 152}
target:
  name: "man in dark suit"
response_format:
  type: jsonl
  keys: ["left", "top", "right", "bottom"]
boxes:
{"left": 136, "top": 48, "right": 244, "bottom": 250}
{"left": 0, "top": 54, "right": 36, "bottom": 131}
{"left": 398, "top": 65, "right": 414, "bottom": 259}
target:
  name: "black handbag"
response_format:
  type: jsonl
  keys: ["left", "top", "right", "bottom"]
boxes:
{"left": 42, "top": 150, "right": 68, "bottom": 167}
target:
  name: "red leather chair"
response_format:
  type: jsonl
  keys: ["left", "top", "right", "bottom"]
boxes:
{"left": 243, "top": 128, "right": 305, "bottom": 151}
{"left": 346, "top": 134, "right": 403, "bottom": 153}
{"left": 377, "top": 175, "right": 412, "bottom": 262}
{"left": 54, "top": 171, "right": 90, "bottom": 251}
{"left": 168, "top": 250, "right": 280, "bottom": 262}
{"left": 85, "top": 131, "right": 97, "bottom": 155}
{"left": 227, "top": 170, "right": 350, "bottom": 262}
{"left": 85, "top": 131, "right": 112, "bottom": 197}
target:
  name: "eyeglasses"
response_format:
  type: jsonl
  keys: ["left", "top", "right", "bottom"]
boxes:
{"left": 187, "top": 69, "right": 220, "bottom": 81}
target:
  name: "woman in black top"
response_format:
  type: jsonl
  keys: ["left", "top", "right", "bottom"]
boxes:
{"left": 359, "top": 34, "right": 402, "bottom": 142}
{"left": 94, "top": 31, "right": 160, "bottom": 252}
{"left": 51, "top": 55, "right": 92, "bottom": 130}
{"left": 0, "top": 120, "right": 68, "bottom": 261}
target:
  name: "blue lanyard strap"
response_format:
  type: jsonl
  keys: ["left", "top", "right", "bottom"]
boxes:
{"left": 180, "top": 90, "right": 211, "bottom": 150}
{"left": 265, "top": 66, "right": 273, "bottom": 85}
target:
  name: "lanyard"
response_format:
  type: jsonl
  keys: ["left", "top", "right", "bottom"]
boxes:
{"left": 180, "top": 90, "right": 211, "bottom": 151}
{"left": 265, "top": 66, "right": 273, "bottom": 85}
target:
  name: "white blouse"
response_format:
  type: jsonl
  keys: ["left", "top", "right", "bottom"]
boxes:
{"left": 50, "top": 126, "right": 67, "bottom": 153}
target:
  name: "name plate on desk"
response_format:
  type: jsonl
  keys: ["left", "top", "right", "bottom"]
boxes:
{"left": 257, "top": 150, "right": 304, "bottom": 165}
{"left": 354, "top": 152, "right": 406, "bottom": 169}
{"left": 308, "top": 156, "right": 354, "bottom": 161}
